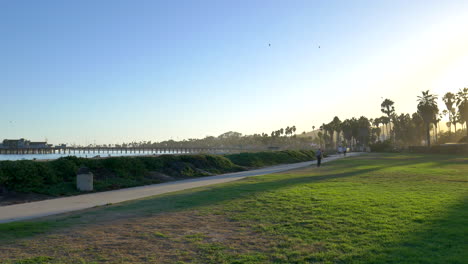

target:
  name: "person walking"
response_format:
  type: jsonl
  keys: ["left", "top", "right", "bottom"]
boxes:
{"left": 316, "top": 148, "right": 323, "bottom": 167}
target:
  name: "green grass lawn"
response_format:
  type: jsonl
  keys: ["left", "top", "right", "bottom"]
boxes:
{"left": 1, "top": 153, "right": 467, "bottom": 264}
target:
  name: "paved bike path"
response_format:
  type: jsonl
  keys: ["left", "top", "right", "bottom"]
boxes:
{"left": 0, "top": 153, "right": 359, "bottom": 223}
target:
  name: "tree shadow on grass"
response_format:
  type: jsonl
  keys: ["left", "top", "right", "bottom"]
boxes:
{"left": 352, "top": 196, "right": 468, "bottom": 264}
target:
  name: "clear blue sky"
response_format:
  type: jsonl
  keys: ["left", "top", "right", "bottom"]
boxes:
{"left": 1, "top": 0, "right": 467, "bottom": 145}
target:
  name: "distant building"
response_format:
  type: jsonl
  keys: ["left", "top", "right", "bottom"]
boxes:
{"left": 2, "top": 139, "right": 28, "bottom": 149}
{"left": 29, "top": 142, "right": 50, "bottom": 149}
{"left": 1, "top": 139, "right": 51, "bottom": 149}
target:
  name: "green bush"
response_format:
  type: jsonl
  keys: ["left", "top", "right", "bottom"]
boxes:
{"left": 41, "top": 181, "right": 79, "bottom": 196}
{"left": 369, "top": 140, "right": 393, "bottom": 152}
{"left": 49, "top": 157, "right": 79, "bottom": 182}
{"left": 179, "top": 154, "right": 240, "bottom": 174}
{"left": 0, "top": 161, "right": 44, "bottom": 193}
{"left": 0, "top": 168, "right": 6, "bottom": 192}
{"left": 0, "top": 150, "right": 316, "bottom": 196}
{"left": 225, "top": 150, "right": 316, "bottom": 168}
{"left": 138, "top": 156, "right": 165, "bottom": 171}
{"left": 101, "top": 157, "right": 147, "bottom": 179}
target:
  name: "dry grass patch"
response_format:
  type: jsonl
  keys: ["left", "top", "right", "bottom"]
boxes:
{"left": 1, "top": 209, "right": 274, "bottom": 263}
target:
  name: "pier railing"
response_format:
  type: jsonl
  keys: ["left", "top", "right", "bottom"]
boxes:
{"left": 0, "top": 146, "right": 261, "bottom": 155}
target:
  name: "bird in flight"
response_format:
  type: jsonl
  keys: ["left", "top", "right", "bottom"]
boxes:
{"left": 269, "top": 43, "right": 271, "bottom": 47}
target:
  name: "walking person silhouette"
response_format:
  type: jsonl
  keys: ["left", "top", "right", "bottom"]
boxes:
{"left": 316, "top": 148, "right": 323, "bottom": 167}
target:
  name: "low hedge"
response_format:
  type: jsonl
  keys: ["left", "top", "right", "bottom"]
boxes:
{"left": 225, "top": 150, "right": 316, "bottom": 167}
{"left": 0, "top": 150, "right": 316, "bottom": 196}
{"left": 408, "top": 144, "right": 468, "bottom": 155}
{"left": 369, "top": 140, "right": 393, "bottom": 152}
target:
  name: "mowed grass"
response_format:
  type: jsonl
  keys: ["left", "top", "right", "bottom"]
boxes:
{"left": 0, "top": 153, "right": 467, "bottom": 263}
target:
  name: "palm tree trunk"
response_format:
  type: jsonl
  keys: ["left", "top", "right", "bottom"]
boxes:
{"left": 385, "top": 124, "right": 388, "bottom": 140}
{"left": 426, "top": 123, "right": 431, "bottom": 147}
{"left": 438, "top": 122, "right": 441, "bottom": 139}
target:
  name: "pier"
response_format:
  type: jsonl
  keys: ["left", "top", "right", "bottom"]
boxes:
{"left": 0, "top": 146, "right": 253, "bottom": 156}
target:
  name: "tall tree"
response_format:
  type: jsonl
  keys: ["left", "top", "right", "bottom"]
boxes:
{"left": 380, "top": 116, "right": 390, "bottom": 139}
{"left": 357, "top": 116, "right": 371, "bottom": 147}
{"left": 330, "top": 116, "right": 342, "bottom": 148}
{"left": 411, "top": 113, "right": 425, "bottom": 145}
{"left": 381, "top": 99, "right": 395, "bottom": 140}
{"left": 456, "top": 87, "right": 468, "bottom": 137}
{"left": 341, "top": 119, "right": 353, "bottom": 147}
{"left": 322, "top": 123, "right": 334, "bottom": 148}
{"left": 372, "top": 117, "right": 382, "bottom": 141}
{"left": 442, "top": 92, "right": 456, "bottom": 135}
{"left": 417, "top": 90, "right": 439, "bottom": 147}
{"left": 317, "top": 131, "right": 324, "bottom": 148}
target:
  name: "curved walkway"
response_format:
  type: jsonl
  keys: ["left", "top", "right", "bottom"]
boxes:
{"left": 0, "top": 153, "right": 361, "bottom": 224}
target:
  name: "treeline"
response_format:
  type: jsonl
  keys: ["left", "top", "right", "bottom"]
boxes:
{"left": 0, "top": 150, "right": 316, "bottom": 196}
{"left": 70, "top": 129, "right": 314, "bottom": 151}
{"left": 316, "top": 88, "right": 468, "bottom": 150}
{"left": 65, "top": 88, "right": 467, "bottom": 152}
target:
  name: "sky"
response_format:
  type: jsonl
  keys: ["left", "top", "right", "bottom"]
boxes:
{"left": 1, "top": 0, "right": 468, "bottom": 145}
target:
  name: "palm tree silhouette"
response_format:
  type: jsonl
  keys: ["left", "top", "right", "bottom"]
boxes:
{"left": 380, "top": 99, "right": 395, "bottom": 141}
{"left": 442, "top": 92, "right": 456, "bottom": 135}
{"left": 456, "top": 88, "right": 468, "bottom": 137}
{"left": 417, "top": 90, "right": 439, "bottom": 147}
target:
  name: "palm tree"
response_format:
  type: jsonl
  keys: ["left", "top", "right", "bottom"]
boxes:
{"left": 317, "top": 131, "right": 323, "bottom": 148}
{"left": 341, "top": 119, "right": 353, "bottom": 147}
{"left": 456, "top": 87, "right": 468, "bottom": 137}
{"left": 372, "top": 117, "right": 382, "bottom": 141}
{"left": 434, "top": 114, "right": 442, "bottom": 143}
{"left": 357, "top": 116, "right": 371, "bottom": 148}
{"left": 380, "top": 116, "right": 390, "bottom": 139}
{"left": 350, "top": 118, "right": 359, "bottom": 148}
{"left": 330, "top": 116, "right": 342, "bottom": 148}
{"left": 417, "top": 90, "right": 439, "bottom": 147}
{"left": 322, "top": 123, "right": 334, "bottom": 149}
{"left": 442, "top": 92, "right": 456, "bottom": 135}
{"left": 381, "top": 98, "right": 395, "bottom": 140}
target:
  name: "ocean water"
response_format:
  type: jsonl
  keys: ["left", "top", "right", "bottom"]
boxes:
{"left": 0, "top": 149, "right": 187, "bottom": 161}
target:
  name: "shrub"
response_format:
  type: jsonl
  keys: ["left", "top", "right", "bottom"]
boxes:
{"left": 49, "top": 157, "right": 79, "bottom": 181}
{"left": 0, "top": 161, "right": 44, "bottom": 193}
{"left": 180, "top": 155, "right": 240, "bottom": 173}
{"left": 101, "top": 157, "right": 147, "bottom": 179}
{"left": 225, "top": 150, "right": 316, "bottom": 168}
{"left": 0, "top": 168, "right": 7, "bottom": 193}
{"left": 0, "top": 150, "right": 317, "bottom": 196}
{"left": 138, "top": 156, "right": 165, "bottom": 171}
{"left": 370, "top": 140, "right": 393, "bottom": 152}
